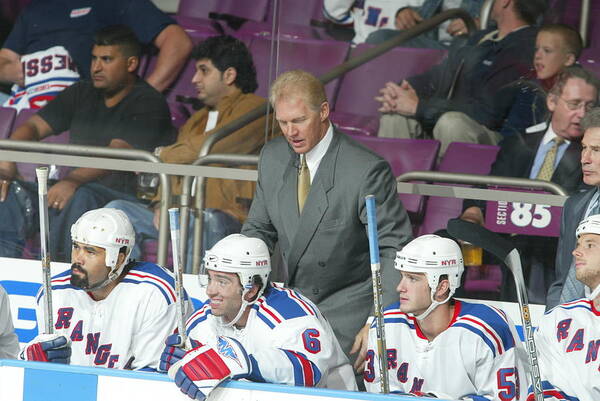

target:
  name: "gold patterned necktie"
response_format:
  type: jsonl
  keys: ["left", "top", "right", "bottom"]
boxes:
{"left": 536, "top": 137, "right": 565, "bottom": 181}
{"left": 298, "top": 155, "right": 310, "bottom": 213}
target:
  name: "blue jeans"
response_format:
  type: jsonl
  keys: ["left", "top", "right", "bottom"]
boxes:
{"left": 105, "top": 199, "right": 241, "bottom": 272}
{"left": 0, "top": 180, "right": 138, "bottom": 261}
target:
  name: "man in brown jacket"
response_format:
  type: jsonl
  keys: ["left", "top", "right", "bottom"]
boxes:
{"left": 106, "top": 35, "right": 274, "bottom": 266}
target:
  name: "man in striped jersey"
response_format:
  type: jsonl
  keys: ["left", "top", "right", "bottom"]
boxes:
{"left": 364, "top": 234, "right": 529, "bottom": 399}
{"left": 160, "top": 234, "right": 357, "bottom": 400}
{"left": 531, "top": 215, "right": 600, "bottom": 400}
{"left": 19, "top": 208, "right": 190, "bottom": 371}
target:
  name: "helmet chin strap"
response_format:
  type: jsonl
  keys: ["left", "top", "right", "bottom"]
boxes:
{"left": 415, "top": 289, "right": 453, "bottom": 321}
{"left": 219, "top": 286, "right": 266, "bottom": 328}
{"left": 588, "top": 284, "right": 600, "bottom": 301}
{"left": 82, "top": 265, "right": 121, "bottom": 292}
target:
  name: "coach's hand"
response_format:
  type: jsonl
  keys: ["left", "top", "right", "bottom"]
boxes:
{"left": 21, "top": 334, "right": 71, "bottom": 364}
{"left": 350, "top": 323, "right": 370, "bottom": 373}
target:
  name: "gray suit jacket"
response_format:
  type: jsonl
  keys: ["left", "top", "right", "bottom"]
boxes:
{"left": 547, "top": 187, "right": 596, "bottom": 309}
{"left": 242, "top": 128, "right": 413, "bottom": 355}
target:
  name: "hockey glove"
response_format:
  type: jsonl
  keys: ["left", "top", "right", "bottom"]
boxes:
{"left": 168, "top": 336, "right": 252, "bottom": 400}
{"left": 20, "top": 334, "right": 71, "bottom": 364}
{"left": 159, "top": 334, "right": 201, "bottom": 373}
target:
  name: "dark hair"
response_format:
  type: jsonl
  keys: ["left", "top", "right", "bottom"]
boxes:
{"left": 539, "top": 23, "right": 583, "bottom": 59}
{"left": 582, "top": 108, "right": 600, "bottom": 132}
{"left": 191, "top": 35, "right": 258, "bottom": 93}
{"left": 549, "top": 66, "right": 600, "bottom": 97}
{"left": 513, "top": 0, "right": 547, "bottom": 25}
{"left": 94, "top": 25, "right": 142, "bottom": 59}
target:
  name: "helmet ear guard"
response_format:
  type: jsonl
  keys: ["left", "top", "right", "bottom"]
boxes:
{"left": 395, "top": 235, "right": 464, "bottom": 319}
{"left": 71, "top": 208, "right": 135, "bottom": 286}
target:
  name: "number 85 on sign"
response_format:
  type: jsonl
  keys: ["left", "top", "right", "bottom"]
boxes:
{"left": 485, "top": 201, "right": 561, "bottom": 237}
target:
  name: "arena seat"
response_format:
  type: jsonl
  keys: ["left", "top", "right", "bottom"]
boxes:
{"left": 265, "top": 0, "right": 323, "bottom": 26}
{"left": 248, "top": 36, "right": 350, "bottom": 100}
{"left": 13, "top": 109, "right": 70, "bottom": 182}
{"left": 0, "top": 107, "right": 17, "bottom": 139}
{"left": 177, "top": 0, "right": 269, "bottom": 22}
{"left": 334, "top": 45, "right": 446, "bottom": 120}
{"left": 417, "top": 142, "right": 500, "bottom": 236}
{"left": 330, "top": 113, "right": 378, "bottom": 136}
{"left": 347, "top": 134, "right": 440, "bottom": 219}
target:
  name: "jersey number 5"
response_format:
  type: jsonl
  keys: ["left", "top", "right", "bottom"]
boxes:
{"left": 302, "top": 329, "right": 321, "bottom": 354}
{"left": 497, "top": 367, "right": 519, "bottom": 401}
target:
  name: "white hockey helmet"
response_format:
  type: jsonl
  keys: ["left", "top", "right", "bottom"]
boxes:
{"left": 71, "top": 208, "right": 135, "bottom": 283}
{"left": 395, "top": 235, "right": 464, "bottom": 319}
{"left": 202, "top": 234, "right": 271, "bottom": 327}
{"left": 576, "top": 214, "right": 600, "bottom": 238}
{"left": 203, "top": 234, "right": 271, "bottom": 296}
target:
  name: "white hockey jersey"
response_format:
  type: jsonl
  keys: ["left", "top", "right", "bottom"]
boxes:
{"left": 531, "top": 298, "right": 600, "bottom": 401}
{"left": 34, "top": 262, "right": 191, "bottom": 371}
{"left": 3, "top": 46, "right": 79, "bottom": 112}
{"left": 364, "top": 300, "right": 529, "bottom": 400}
{"left": 323, "top": 0, "right": 424, "bottom": 44}
{"left": 185, "top": 283, "right": 357, "bottom": 391}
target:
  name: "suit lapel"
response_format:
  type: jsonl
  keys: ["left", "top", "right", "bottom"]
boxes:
{"left": 524, "top": 131, "right": 544, "bottom": 174}
{"left": 552, "top": 141, "right": 582, "bottom": 187}
{"left": 286, "top": 131, "right": 340, "bottom": 284}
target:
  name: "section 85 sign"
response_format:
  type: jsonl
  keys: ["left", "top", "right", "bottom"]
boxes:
{"left": 485, "top": 191, "right": 562, "bottom": 237}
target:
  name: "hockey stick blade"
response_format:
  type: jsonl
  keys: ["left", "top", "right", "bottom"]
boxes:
{"left": 447, "top": 218, "right": 514, "bottom": 262}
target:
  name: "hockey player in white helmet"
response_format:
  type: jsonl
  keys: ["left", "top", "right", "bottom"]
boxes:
{"left": 21, "top": 208, "right": 191, "bottom": 371}
{"left": 160, "top": 234, "right": 357, "bottom": 400}
{"left": 530, "top": 215, "right": 600, "bottom": 400}
{"left": 364, "top": 234, "right": 529, "bottom": 399}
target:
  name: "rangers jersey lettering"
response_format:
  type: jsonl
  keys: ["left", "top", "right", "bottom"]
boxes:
{"left": 364, "top": 300, "right": 529, "bottom": 400}
{"left": 529, "top": 298, "right": 600, "bottom": 400}
{"left": 35, "top": 262, "right": 191, "bottom": 371}
{"left": 4, "top": 46, "right": 79, "bottom": 112}
{"left": 185, "top": 284, "right": 357, "bottom": 390}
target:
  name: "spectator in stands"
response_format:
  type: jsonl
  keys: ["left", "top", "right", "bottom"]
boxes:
{"left": 241, "top": 70, "right": 413, "bottom": 366}
{"left": 323, "top": 0, "right": 482, "bottom": 47}
{"left": 0, "top": 284, "right": 19, "bottom": 359}
{"left": 500, "top": 23, "right": 582, "bottom": 137}
{"left": 0, "top": 25, "right": 174, "bottom": 262}
{"left": 376, "top": 0, "right": 546, "bottom": 157}
{"left": 548, "top": 107, "right": 600, "bottom": 309}
{"left": 459, "top": 67, "right": 599, "bottom": 301}
{"left": 105, "top": 35, "right": 275, "bottom": 267}
{"left": 0, "top": 0, "right": 192, "bottom": 110}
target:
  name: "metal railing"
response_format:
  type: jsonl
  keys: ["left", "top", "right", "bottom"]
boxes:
{"left": 179, "top": 154, "right": 259, "bottom": 273}
{"left": 580, "top": 0, "right": 590, "bottom": 47}
{"left": 0, "top": 140, "right": 171, "bottom": 265}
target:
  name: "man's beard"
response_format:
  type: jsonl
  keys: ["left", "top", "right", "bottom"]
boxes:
{"left": 70, "top": 263, "right": 90, "bottom": 289}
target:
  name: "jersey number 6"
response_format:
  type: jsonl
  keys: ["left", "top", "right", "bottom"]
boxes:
{"left": 302, "top": 329, "right": 321, "bottom": 354}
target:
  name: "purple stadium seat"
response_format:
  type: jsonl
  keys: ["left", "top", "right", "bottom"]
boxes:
{"left": 330, "top": 112, "right": 377, "bottom": 136}
{"left": 347, "top": 134, "right": 440, "bottom": 218}
{"left": 13, "top": 109, "right": 70, "bottom": 182}
{"left": 580, "top": 49, "right": 600, "bottom": 78}
{"left": 335, "top": 45, "right": 446, "bottom": 119}
{"left": 417, "top": 142, "right": 500, "bottom": 236}
{"left": 173, "top": 15, "right": 222, "bottom": 36}
{"left": 248, "top": 36, "right": 350, "bottom": 100}
{"left": 265, "top": 0, "right": 323, "bottom": 26}
{"left": 0, "top": 107, "right": 17, "bottom": 139}
{"left": 177, "top": 0, "right": 269, "bottom": 22}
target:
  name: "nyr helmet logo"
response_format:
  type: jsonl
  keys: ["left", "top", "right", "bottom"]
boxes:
{"left": 217, "top": 336, "right": 242, "bottom": 368}
{"left": 441, "top": 259, "right": 457, "bottom": 266}
{"left": 256, "top": 259, "right": 268, "bottom": 267}
{"left": 114, "top": 237, "right": 129, "bottom": 245}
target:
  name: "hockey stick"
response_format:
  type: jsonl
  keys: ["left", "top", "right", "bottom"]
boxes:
{"left": 168, "top": 207, "right": 188, "bottom": 348}
{"left": 447, "top": 218, "right": 543, "bottom": 401}
{"left": 365, "top": 195, "right": 390, "bottom": 394}
{"left": 36, "top": 167, "right": 54, "bottom": 335}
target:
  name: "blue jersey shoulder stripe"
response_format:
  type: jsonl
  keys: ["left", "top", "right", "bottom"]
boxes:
{"left": 186, "top": 303, "right": 211, "bottom": 334}
{"left": 254, "top": 305, "right": 276, "bottom": 329}
{"left": 36, "top": 270, "right": 79, "bottom": 303}
{"left": 453, "top": 322, "right": 498, "bottom": 357}
{"left": 384, "top": 301, "right": 401, "bottom": 311}
{"left": 260, "top": 287, "right": 315, "bottom": 320}
{"left": 121, "top": 278, "right": 172, "bottom": 305}
{"left": 130, "top": 262, "right": 178, "bottom": 288}
{"left": 458, "top": 301, "right": 515, "bottom": 351}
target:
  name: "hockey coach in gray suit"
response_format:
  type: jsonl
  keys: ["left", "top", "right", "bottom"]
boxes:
{"left": 242, "top": 69, "right": 412, "bottom": 363}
